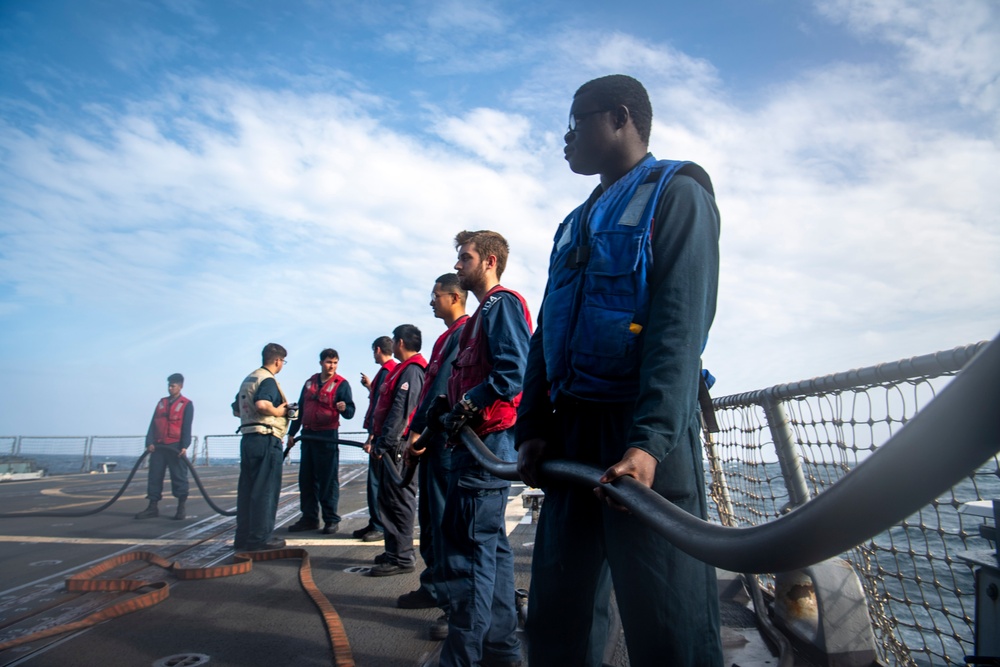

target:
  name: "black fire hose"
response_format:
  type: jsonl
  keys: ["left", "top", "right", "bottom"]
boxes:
{"left": 349, "top": 436, "right": 423, "bottom": 486}
{"left": 0, "top": 447, "right": 238, "bottom": 518}
{"left": 287, "top": 434, "right": 418, "bottom": 488}
{"left": 455, "top": 330, "right": 1000, "bottom": 574}
{"left": 342, "top": 436, "right": 419, "bottom": 488}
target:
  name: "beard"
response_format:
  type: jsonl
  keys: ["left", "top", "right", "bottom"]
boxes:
{"left": 459, "top": 263, "right": 486, "bottom": 293}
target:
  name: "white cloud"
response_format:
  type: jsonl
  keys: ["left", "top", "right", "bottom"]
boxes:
{"left": 1, "top": 1, "right": 998, "bottom": 437}
{"left": 818, "top": 0, "right": 1000, "bottom": 121}
{"left": 527, "top": 23, "right": 1000, "bottom": 393}
{"left": 433, "top": 108, "right": 537, "bottom": 169}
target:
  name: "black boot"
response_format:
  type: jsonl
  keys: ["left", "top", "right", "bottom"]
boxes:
{"left": 172, "top": 497, "right": 187, "bottom": 520}
{"left": 135, "top": 500, "right": 158, "bottom": 519}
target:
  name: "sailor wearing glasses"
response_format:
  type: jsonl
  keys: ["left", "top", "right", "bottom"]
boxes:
{"left": 517, "top": 74, "right": 725, "bottom": 667}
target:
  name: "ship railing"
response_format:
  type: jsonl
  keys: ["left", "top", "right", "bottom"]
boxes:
{"left": 704, "top": 338, "right": 997, "bottom": 666}
{"left": 0, "top": 435, "right": 206, "bottom": 474}
{"left": 9, "top": 436, "right": 91, "bottom": 473}
{"left": 0, "top": 428, "right": 378, "bottom": 475}
{"left": 199, "top": 431, "right": 371, "bottom": 466}
{"left": 452, "top": 334, "right": 998, "bottom": 667}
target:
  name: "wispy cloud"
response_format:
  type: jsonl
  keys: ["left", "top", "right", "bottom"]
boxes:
{"left": 818, "top": 0, "right": 1000, "bottom": 122}
{"left": 0, "top": 0, "right": 997, "bottom": 436}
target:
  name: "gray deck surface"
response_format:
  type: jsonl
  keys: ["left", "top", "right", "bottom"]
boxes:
{"left": 0, "top": 462, "right": 781, "bottom": 666}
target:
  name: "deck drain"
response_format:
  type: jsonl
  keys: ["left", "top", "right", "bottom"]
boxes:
{"left": 152, "top": 653, "right": 210, "bottom": 667}
{"left": 345, "top": 566, "right": 371, "bottom": 574}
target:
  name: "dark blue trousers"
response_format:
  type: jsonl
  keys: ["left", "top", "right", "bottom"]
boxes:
{"left": 526, "top": 401, "right": 724, "bottom": 667}
{"left": 234, "top": 433, "right": 283, "bottom": 549}
{"left": 145, "top": 444, "right": 188, "bottom": 501}
{"left": 416, "top": 434, "right": 451, "bottom": 609}
{"left": 298, "top": 434, "right": 341, "bottom": 525}
{"left": 440, "top": 430, "right": 521, "bottom": 667}
{"left": 365, "top": 450, "right": 385, "bottom": 532}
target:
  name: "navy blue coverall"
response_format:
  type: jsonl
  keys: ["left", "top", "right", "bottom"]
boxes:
{"left": 517, "top": 171, "right": 725, "bottom": 667}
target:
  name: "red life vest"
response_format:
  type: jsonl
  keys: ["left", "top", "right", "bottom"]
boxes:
{"left": 153, "top": 395, "right": 190, "bottom": 444}
{"left": 415, "top": 315, "right": 469, "bottom": 408}
{"left": 447, "top": 285, "right": 533, "bottom": 436}
{"left": 300, "top": 373, "right": 345, "bottom": 431}
{"left": 371, "top": 354, "right": 428, "bottom": 436}
{"left": 363, "top": 359, "right": 398, "bottom": 431}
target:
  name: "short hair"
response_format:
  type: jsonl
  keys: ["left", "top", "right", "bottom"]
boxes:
{"left": 167, "top": 373, "right": 184, "bottom": 385}
{"left": 575, "top": 74, "right": 653, "bottom": 145}
{"left": 435, "top": 272, "right": 467, "bottom": 303}
{"left": 372, "top": 336, "right": 393, "bottom": 355}
{"left": 262, "top": 342, "right": 287, "bottom": 365}
{"left": 392, "top": 324, "right": 422, "bottom": 353}
{"left": 319, "top": 348, "right": 339, "bottom": 362}
{"left": 454, "top": 230, "right": 509, "bottom": 280}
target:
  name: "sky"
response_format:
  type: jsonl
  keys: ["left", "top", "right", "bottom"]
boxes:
{"left": 1, "top": 0, "right": 998, "bottom": 439}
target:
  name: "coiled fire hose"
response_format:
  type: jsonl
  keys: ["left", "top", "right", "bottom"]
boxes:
{"left": 0, "top": 548, "right": 355, "bottom": 666}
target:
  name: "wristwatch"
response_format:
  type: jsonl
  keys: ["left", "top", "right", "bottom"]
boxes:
{"left": 459, "top": 393, "right": 479, "bottom": 413}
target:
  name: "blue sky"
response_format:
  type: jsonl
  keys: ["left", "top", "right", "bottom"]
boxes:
{"left": 1, "top": 0, "right": 998, "bottom": 438}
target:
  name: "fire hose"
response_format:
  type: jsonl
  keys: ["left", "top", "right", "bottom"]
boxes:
{"left": 0, "top": 448, "right": 237, "bottom": 518}
{"left": 449, "top": 328, "right": 1000, "bottom": 574}
{"left": 0, "top": 548, "right": 355, "bottom": 666}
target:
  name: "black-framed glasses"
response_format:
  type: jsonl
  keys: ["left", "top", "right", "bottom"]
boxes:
{"left": 568, "top": 108, "right": 614, "bottom": 132}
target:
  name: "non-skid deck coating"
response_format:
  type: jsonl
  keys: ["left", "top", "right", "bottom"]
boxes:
{"left": 0, "top": 463, "right": 781, "bottom": 666}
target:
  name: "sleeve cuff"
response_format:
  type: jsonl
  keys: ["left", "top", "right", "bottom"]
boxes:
{"left": 626, "top": 427, "right": 672, "bottom": 462}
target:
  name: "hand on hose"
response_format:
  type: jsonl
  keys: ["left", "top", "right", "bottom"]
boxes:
{"left": 516, "top": 438, "right": 549, "bottom": 489}
{"left": 441, "top": 403, "right": 476, "bottom": 435}
{"left": 404, "top": 430, "right": 424, "bottom": 465}
{"left": 283, "top": 435, "right": 296, "bottom": 461}
{"left": 596, "top": 447, "right": 658, "bottom": 512}
{"left": 426, "top": 395, "right": 451, "bottom": 432}
{"left": 403, "top": 431, "right": 427, "bottom": 465}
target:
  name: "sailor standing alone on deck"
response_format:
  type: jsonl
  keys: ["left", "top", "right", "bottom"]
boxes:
{"left": 136, "top": 372, "right": 193, "bottom": 521}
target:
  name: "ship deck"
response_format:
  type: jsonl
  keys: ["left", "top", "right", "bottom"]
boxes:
{"left": 0, "top": 463, "right": 784, "bottom": 666}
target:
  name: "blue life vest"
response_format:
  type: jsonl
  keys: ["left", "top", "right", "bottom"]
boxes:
{"left": 542, "top": 155, "right": 708, "bottom": 402}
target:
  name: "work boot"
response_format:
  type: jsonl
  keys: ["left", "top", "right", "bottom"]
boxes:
{"left": 245, "top": 538, "right": 287, "bottom": 551}
{"left": 288, "top": 519, "right": 320, "bottom": 533}
{"left": 397, "top": 588, "right": 437, "bottom": 609}
{"left": 428, "top": 614, "right": 449, "bottom": 641}
{"left": 135, "top": 500, "right": 159, "bottom": 519}
{"left": 172, "top": 498, "right": 187, "bottom": 520}
{"left": 368, "top": 562, "right": 415, "bottom": 577}
{"left": 352, "top": 524, "right": 374, "bottom": 538}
